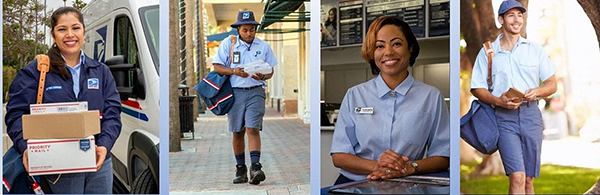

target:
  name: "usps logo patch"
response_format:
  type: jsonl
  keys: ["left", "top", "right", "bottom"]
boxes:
{"left": 243, "top": 12, "right": 250, "bottom": 19}
{"left": 79, "top": 139, "right": 91, "bottom": 152}
{"left": 88, "top": 78, "right": 99, "bottom": 89}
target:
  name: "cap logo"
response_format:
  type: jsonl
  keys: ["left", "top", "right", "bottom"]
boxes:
{"left": 243, "top": 12, "right": 250, "bottom": 19}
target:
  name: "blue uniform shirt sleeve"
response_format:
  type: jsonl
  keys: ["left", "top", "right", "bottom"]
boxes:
{"left": 425, "top": 93, "right": 450, "bottom": 158}
{"left": 96, "top": 65, "right": 122, "bottom": 152}
{"left": 213, "top": 36, "right": 232, "bottom": 67}
{"left": 330, "top": 89, "right": 358, "bottom": 155}
{"left": 5, "top": 62, "right": 38, "bottom": 154}
{"left": 537, "top": 46, "right": 556, "bottom": 81}
{"left": 471, "top": 47, "right": 490, "bottom": 90}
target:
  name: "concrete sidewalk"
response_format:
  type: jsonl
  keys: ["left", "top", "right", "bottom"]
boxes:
{"left": 169, "top": 107, "right": 310, "bottom": 194}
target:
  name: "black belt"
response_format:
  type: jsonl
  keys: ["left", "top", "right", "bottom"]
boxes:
{"left": 232, "top": 85, "right": 261, "bottom": 90}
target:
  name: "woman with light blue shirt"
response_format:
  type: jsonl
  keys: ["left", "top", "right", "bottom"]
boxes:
{"left": 330, "top": 16, "right": 450, "bottom": 184}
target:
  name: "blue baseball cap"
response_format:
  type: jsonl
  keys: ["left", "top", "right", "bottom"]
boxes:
{"left": 498, "top": 0, "right": 526, "bottom": 16}
{"left": 231, "top": 11, "right": 260, "bottom": 28}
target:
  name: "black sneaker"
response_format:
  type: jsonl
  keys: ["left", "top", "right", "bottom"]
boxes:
{"left": 233, "top": 164, "right": 248, "bottom": 184}
{"left": 249, "top": 162, "right": 266, "bottom": 185}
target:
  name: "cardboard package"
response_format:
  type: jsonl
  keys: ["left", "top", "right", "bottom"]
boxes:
{"left": 27, "top": 136, "right": 96, "bottom": 175}
{"left": 22, "top": 110, "right": 100, "bottom": 139}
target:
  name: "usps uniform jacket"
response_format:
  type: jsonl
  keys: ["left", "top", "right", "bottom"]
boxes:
{"left": 5, "top": 55, "right": 122, "bottom": 157}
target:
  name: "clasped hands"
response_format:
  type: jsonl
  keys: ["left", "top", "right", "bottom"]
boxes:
{"left": 367, "top": 149, "right": 413, "bottom": 180}
{"left": 232, "top": 67, "right": 265, "bottom": 80}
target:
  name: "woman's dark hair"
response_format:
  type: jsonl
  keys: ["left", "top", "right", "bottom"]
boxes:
{"left": 361, "top": 16, "right": 420, "bottom": 75}
{"left": 49, "top": 6, "right": 85, "bottom": 80}
{"left": 324, "top": 8, "right": 337, "bottom": 30}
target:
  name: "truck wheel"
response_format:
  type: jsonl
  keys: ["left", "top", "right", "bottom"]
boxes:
{"left": 131, "top": 168, "right": 157, "bottom": 194}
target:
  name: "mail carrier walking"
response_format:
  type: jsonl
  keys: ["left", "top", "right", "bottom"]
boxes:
{"left": 212, "top": 10, "right": 277, "bottom": 185}
{"left": 470, "top": 0, "right": 557, "bottom": 194}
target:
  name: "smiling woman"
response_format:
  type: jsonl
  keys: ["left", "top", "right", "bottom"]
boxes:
{"left": 52, "top": 11, "right": 85, "bottom": 67}
{"left": 5, "top": 6, "right": 122, "bottom": 194}
{"left": 329, "top": 16, "right": 450, "bottom": 185}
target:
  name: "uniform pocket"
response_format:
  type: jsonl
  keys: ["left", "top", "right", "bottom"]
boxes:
{"left": 398, "top": 111, "right": 432, "bottom": 146}
{"left": 518, "top": 62, "right": 539, "bottom": 80}
{"left": 491, "top": 59, "right": 508, "bottom": 92}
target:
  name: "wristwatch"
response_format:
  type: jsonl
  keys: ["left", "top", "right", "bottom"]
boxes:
{"left": 411, "top": 161, "right": 419, "bottom": 173}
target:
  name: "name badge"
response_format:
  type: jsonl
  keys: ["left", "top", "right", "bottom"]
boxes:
{"left": 45, "top": 85, "right": 62, "bottom": 91}
{"left": 354, "top": 107, "right": 374, "bottom": 115}
{"left": 233, "top": 51, "right": 241, "bottom": 64}
{"left": 79, "top": 139, "right": 91, "bottom": 152}
{"left": 87, "top": 78, "right": 99, "bottom": 89}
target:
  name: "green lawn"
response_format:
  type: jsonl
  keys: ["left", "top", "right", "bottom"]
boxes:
{"left": 461, "top": 162, "right": 600, "bottom": 194}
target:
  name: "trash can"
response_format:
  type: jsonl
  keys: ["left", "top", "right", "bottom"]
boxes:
{"left": 179, "top": 85, "right": 196, "bottom": 139}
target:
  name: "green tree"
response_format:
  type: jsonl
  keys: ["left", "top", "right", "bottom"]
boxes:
{"left": 72, "top": 0, "right": 87, "bottom": 11}
{"left": 3, "top": 0, "right": 49, "bottom": 102}
{"left": 3, "top": 0, "right": 48, "bottom": 68}
{"left": 3, "top": 66, "right": 17, "bottom": 102}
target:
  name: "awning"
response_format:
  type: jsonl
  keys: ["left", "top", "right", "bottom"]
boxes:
{"left": 258, "top": 0, "right": 310, "bottom": 33}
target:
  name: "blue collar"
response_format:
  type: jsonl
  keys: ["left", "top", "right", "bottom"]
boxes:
{"left": 60, "top": 50, "right": 86, "bottom": 68}
{"left": 375, "top": 72, "right": 414, "bottom": 98}
{"left": 494, "top": 33, "right": 529, "bottom": 52}
{"left": 235, "top": 35, "right": 259, "bottom": 49}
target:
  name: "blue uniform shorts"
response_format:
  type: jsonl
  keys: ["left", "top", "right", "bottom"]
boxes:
{"left": 496, "top": 101, "right": 543, "bottom": 178}
{"left": 228, "top": 87, "right": 266, "bottom": 132}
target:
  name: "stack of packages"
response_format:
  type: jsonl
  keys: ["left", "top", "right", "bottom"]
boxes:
{"left": 22, "top": 102, "right": 100, "bottom": 176}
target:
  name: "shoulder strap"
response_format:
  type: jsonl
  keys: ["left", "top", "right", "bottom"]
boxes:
{"left": 483, "top": 41, "right": 494, "bottom": 91}
{"left": 229, "top": 35, "right": 237, "bottom": 66}
{"left": 36, "top": 55, "right": 50, "bottom": 104}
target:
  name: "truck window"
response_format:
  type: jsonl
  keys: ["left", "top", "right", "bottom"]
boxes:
{"left": 115, "top": 16, "right": 139, "bottom": 66}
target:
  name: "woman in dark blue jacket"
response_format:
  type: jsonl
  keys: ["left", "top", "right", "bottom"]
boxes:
{"left": 5, "top": 7, "right": 121, "bottom": 194}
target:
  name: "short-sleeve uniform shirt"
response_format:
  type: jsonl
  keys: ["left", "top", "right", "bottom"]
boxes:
{"left": 330, "top": 74, "right": 450, "bottom": 181}
{"left": 213, "top": 35, "right": 278, "bottom": 88}
{"left": 471, "top": 34, "right": 556, "bottom": 96}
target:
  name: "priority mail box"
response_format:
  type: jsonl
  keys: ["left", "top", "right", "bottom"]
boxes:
{"left": 30, "top": 102, "right": 88, "bottom": 114}
{"left": 27, "top": 136, "right": 96, "bottom": 175}
{"left": 22, "top": 110, "right": 100, "bottom": 139}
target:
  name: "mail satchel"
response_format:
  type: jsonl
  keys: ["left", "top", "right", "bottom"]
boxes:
{"left": 460, "top": 41, "right": 499, "bottom": 154}
{"left": 195, "top": 35, "right": 237, "bottom": 115}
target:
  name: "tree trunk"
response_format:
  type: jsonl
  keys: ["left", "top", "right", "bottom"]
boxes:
{"left": 184, "top": 0, "right": 198, "bottom": 119}
{"left": 468, "top": 152, "right": 505, "bottom": 178}
{"left": 578, "top": 0, "right": 600, "bottom": 47}
{"left": 169, "top": 0, "right": 182, "bottom": 152}
{"left": 197, "top": 0, "right": 208, "bottom": 114}
{"left": 579, "top": 1, "right": 600, "bottom": 193}
{"left": 460, "top": 0, "right": 482, "bottom": 72}
{"left": 460, "top": 140, "right": 480, "bottom": 163}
